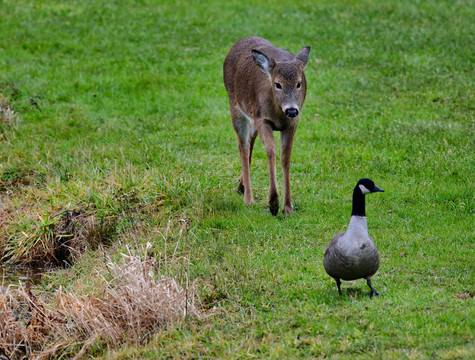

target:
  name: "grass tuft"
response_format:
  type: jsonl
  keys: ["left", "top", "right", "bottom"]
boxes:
{"left": 1, "top": 209, "right": 110, "bottom": 267}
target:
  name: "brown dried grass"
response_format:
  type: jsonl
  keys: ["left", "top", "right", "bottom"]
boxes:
{"left": 0, "top": 93, "right": 18, "bottom": 144}
{"left": 0, "top": 284, "right": 54, "bottom": 359}
{"left": 0, "top": 93, "right": 16, "bottom": 127}
{"left": 0, "top": 254, "right": 200, "bottom": 359}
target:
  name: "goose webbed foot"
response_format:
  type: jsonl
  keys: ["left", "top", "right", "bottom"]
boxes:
{"left": 370, "top": 289, "right": 379, "bottom": 298}
{"left": 366, "top": 277, "right": 379, "bottom": 298}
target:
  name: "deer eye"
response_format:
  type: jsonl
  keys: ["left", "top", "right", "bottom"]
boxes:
{"left": 296, "top": 82, "right": 301, "bottom": 89}
{"left": 275, "top": 82, "right": 282, "bottom": 90}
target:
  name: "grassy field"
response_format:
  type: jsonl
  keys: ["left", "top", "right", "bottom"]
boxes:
{"left": 0, "top": 0, "right": 474, "bottom": 358}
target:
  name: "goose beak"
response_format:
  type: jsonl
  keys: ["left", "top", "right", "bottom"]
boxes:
{"left": 373, "top": 186, "right": 384, "bottom": 192}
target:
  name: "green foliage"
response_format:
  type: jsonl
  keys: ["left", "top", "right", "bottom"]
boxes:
{"left": 0, "top": 0, "right": 473, "bottom": 358}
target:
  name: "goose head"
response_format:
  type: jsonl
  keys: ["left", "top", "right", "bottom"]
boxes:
{"left": 356, "top": 178, "right": 384, "bottom": 195}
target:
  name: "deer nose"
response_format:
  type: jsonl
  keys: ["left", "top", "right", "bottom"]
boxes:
{"left": 285, "top": 108, "right": 299, "bottom": 118}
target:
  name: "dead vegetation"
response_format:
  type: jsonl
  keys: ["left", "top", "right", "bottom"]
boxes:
{"left": 0, "top": 166, "right": 202, "bottom": 358}
{"left": 0, "top": 93, "right": 18, "bottom": 142}
{"left": 0, "top": 93, "right": 16, "bottom": 127}
{"left": 0, "top": 253, "right": 200, "bottom": 359}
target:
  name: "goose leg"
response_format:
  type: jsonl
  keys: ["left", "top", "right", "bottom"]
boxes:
{"left": 366, "top": 277, "right": 379, "bottom": 298}
{"left": 336, "top": 278, "right": 342, "bottom": 295}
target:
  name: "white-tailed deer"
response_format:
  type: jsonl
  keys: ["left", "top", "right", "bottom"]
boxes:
{"left": 223, "top": 36, "right": 310, "bottom": 215}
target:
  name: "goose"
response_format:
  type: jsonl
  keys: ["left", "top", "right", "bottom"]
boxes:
{"left": 323, "top": 178, "right": 384, "bottom": 297}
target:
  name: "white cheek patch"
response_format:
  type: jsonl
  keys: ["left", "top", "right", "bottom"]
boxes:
{"left": 359, "top": 184, "right": 371, "bottom": 194}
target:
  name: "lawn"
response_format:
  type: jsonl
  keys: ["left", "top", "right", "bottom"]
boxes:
{"left": 0, "top": 0, "right": 473, "bottom": 358}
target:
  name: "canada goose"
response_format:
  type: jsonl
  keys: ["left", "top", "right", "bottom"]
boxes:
{"left": 323, "top": 178, "right": 384, "bottom": 298}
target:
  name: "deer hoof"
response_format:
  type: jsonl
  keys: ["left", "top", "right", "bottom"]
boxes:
{"left": 269, "top": 205, "right": 279, "bottom": 216}
{"left": 237, "top": 182, "right": 244, "bottom": 195}
{"left": 282, "top": 205, "right": 293, "bottom": 215}
{"left": 269, "top": 194, "right": 279, "bottom": 216}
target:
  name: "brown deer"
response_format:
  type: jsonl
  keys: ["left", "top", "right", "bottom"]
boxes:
{"left": 223, "top": 36, "right": 310, "bottom": 215}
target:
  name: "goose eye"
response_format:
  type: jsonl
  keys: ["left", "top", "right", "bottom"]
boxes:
{"left": 296, "top": 82, "right": 301, "bottom": 89}
{"left": 275, "top": 82, "right": 282, "bottom": 90}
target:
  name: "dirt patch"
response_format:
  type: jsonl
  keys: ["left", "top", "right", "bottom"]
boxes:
{"left": 53, "top": 209, "right": 113, "bottom": 265}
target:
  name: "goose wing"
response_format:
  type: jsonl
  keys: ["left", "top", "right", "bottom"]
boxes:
{"left": 323, "top": 232, "right": 346, "bottom": 278}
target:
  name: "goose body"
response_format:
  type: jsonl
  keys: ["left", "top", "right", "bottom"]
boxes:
{"left": 323, "top": 178, "right": 384, "bottom": 297}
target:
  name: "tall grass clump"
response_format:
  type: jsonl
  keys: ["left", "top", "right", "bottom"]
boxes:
{"left": 1, "top": 209, "right": 111, "bottom": 267}
{"left": 0, "top": 249, "right": 200, "bottom": 359}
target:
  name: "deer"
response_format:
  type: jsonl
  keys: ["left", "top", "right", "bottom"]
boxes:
{"left": 223, "top": 36, "right": 311, "bottom": 215}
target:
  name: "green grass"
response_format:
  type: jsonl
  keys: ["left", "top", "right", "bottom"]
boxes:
{"left": 0, "top": 0, "right": 474, "bottom": 358}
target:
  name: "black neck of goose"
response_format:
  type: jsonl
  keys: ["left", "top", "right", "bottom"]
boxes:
{"left": 352, "top": 186, "right": 366, "bottom": 217}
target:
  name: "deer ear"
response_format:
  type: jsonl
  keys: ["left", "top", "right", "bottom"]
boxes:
{"left": 252, "top": 50, "right": 274, "bottom": 74}
{"left": 295, "top": 46, "right": 311, "bottom": 67}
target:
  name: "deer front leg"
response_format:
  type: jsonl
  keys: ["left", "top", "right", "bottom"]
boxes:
{"left": 238, "top": 125, "right": 257, "bottom": 194}
{"left": 258, "top": 123, "right": 279, "bottom": 215}
{"left": 280, "top": 124, "right": 297, "bottom": 214}
{"left": 233, "top": 113, "right": 253, "bottom": 204}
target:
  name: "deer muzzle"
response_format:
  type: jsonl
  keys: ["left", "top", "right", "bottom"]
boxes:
{"left": 284, "top": 107, "right": 299, "bottom": 118}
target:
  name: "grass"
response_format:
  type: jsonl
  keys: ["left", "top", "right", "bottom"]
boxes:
{"left": 0, "top": 0, "right": 474, "bottom": 358}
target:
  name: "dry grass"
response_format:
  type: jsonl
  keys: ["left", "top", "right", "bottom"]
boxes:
{"left": 0, "top": 284, "right": 53, "bottom": 359}
{"left": 0, "top": 93, "right": 16, "bottom": 127}
{"left": 0, "top": 93, "right": 18, "bottom": 144}
{"left": 0, "top": 253, "right": 200, "bottom": 359}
